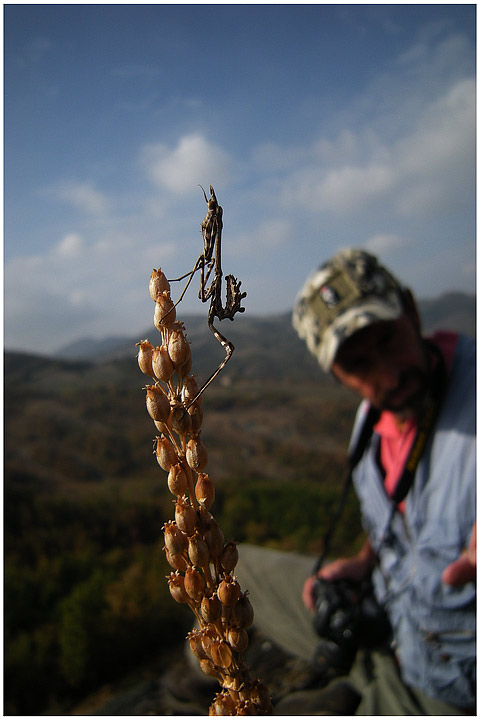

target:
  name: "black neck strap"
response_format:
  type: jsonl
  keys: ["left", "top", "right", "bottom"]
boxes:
{"left": 313, "top": 339, "right": 447, "bottom": 575}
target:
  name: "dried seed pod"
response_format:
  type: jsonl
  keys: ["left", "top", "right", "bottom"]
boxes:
{"left": 218, "top": 575, "right": 241, "bottom": 607}
{"left": 220, "top": 541, "right": 239, "bottom": 573}
{"left": 163, "top": 521, "right": 187, "bottom": 556}
{"left": 167, "top": 572, "right": 189, "bottom": 604}
{"left": 227, "top": 626, "right": 249, "bottom": 654}
{"left": 195, "top": 472, "right": 215, "bottom": 509}
{"left": 187, "top": 629, "right": 208, "bottom": 661}
{"left": 186, "top": 437, "right": 208, "bottom": 472}
{"left": 233, "top": 591, "right": 254, "bottom": 629}
{"left": 167, "top": 463, "right": 188, "bottom": 496}
{"left": 200, "top": 592, "right": 222, "bottom": 623}
{"left": 184, "top": 566, "right": 205, "bottom": 603}
{"left": 154, "top": 420, "right": 169, "bottom": 435}
{"left": 204, "top": 520, "right": 225, "bottom": 560}
{"left": 165, "top": 548, "right": 187, "bottom": 571}
{"left": 175, "top": 496, "right": 197, "bottom": 535}
{"left": 209, "top": 691, "right": 236, "bottom": 716}
{"left": 154, "top": 292, "right": 176, "bottom": 330}
{"left": 210, "top": 639, "right": 233, "bottom": 670}
{"left": 188, "top": 531, "right": 210, "bottom": 568}
{"left": 171, "top": 404, "right": 192, "bottom": 436}
{"left": 178, "top": 343, "right": 192, "bottom": 378}
{"left": 201, "top": 625, "right": 219, "bottom": 655}
{"left": 199, "top": 657, "right": 220, "bottom": 679}
{"left": 182, "top": 375, "right": 203, "bottom": 407}
{"left": 197, "top": 505, "right": 214, "bottom": 527}
{"left": 145, "top": 385, "right": 170, "bottom": 423}
{"left": 137, "top": 340, "right": 155, "bottom": 377}
{"left": 149, "top": 267, "right": 170, "bottom": 301}
{"left": 188, "top": 403, "right": 204, "bottom": 433}
{"left": 155, "top": 436, "right": 178, "bottom": 471}
{"left": 152, "top": 345, "right": 174, "bottom": 383}
{"left": 167, "top": 324, "right": 190, "bottom": 367}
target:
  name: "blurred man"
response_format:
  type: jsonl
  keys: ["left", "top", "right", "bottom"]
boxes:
{"left": 292, "top": 248, "right": 476, "bottom": 714}
{"left": 237, "top": 249, "right": 475, "bottom": 715}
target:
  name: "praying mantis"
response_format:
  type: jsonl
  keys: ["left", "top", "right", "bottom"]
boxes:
{"left": 168, "top": 185, "right": 246, "bottom": 404}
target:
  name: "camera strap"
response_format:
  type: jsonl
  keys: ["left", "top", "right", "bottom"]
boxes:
{"left": 313, "top": 340, "right": 446, "bottom": 575}
{"left": 380, "top": 340, "right": 446, "bottom": 541}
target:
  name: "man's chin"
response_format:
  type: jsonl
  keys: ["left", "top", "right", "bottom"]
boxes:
{"left": 382, "top": 372, "right": 428, "bottom": 417}
{"left": 382, "top": 390, "right": 427, "bottom": 418}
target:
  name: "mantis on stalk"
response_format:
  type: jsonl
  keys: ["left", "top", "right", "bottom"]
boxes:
{"left": 167, "top": 185, "right": 246, "bottom": 405}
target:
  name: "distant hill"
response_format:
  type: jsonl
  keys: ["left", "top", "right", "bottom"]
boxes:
{"left": 417, "top": 292, "right": 476, "bottom": 337}
{"left": 54, "top": 312, "right": 325, "bottom": 384}
{"left": 55, "top": 292, "right": 476, "bottom": 371}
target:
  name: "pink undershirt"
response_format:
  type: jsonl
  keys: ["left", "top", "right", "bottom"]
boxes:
{"left": 373, "top": 331, "right": 458, "bottom": 513}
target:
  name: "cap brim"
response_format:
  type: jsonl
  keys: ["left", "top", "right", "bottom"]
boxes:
{"left": 319, "top": 296, "right": 404, "bottom": 371}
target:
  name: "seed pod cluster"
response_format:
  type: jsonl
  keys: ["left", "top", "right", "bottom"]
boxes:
{"left": 138, "top": 267, "right": 272, "bottom": 715}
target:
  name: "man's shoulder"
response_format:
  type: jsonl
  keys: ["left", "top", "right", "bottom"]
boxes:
{"left": 440, "top": 332, "right": 476, "bottom": 434}
{"left": 455, "top": 332, "right": 476, "bottom": 356}
{"left": 450, "top": 332, "right": 476, "bottom": 382}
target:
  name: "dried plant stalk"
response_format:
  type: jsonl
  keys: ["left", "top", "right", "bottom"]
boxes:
{"left": 137, "top": 266, "right": 273, "bottom": 715}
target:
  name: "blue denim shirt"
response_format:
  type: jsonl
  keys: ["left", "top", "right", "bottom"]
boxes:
{"left": 351, "top": 334, "right": 476, "bottom": 709}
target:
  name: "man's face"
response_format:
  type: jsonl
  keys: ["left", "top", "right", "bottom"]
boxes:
{"left": 331, "top": 315, "right": 429, "bottom": 419}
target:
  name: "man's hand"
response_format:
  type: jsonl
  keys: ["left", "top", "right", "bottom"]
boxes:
{"left": 302, "top": 575, "right": 319, "bottom": 612}
{"left": 442, "top": 523, "right": 476, "bottom": 587}
{"left": 302, "top": 540, "right": 376, "bottom": 612}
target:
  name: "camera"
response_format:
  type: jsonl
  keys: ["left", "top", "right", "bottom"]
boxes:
{"left": 312, "top": 577, "right": 391, "bottom": 675}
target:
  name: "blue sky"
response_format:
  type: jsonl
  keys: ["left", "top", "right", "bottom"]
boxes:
{"left": 4, "top": 4, "right": 476, "bottom": 354}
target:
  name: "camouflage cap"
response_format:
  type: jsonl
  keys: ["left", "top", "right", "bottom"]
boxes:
{"left": 292, "top": 249, "right": 404, "bottom": 371}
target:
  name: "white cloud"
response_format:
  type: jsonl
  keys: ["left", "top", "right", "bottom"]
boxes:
{"left": 318, "top": 164, "right": 394, "bottom": 211}
{"left": 258, "top": 218, "right": 294, "bottom": 250}
{"left": 4, "top": 220, "right": 181, "bottom": 353}
{"left": 53, "top": 181, "right": 110, "bottom": 215}
{"left": 278, "top": 75, "right": 474, "bottom": 223}
{"left": 394, "top": 78, "right": 475, "bottom": 215}
{"left": 230, "top": 217, "right": 294, "bottom": 258}
{"left": 57, "top": 233, "right": 85, "bottom": 257}
{"left": 396, "top": 30, "right": 472, "bottom": 77}
{"left": 141, "top": 133, "right": 232, "bottom": 195}
{"left": 314, "top": 128, "right": 389, "bottom": 167}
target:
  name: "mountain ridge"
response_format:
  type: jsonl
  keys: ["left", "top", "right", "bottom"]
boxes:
{"left": 53, "top": 292, "right": 476, "bottom": 363}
